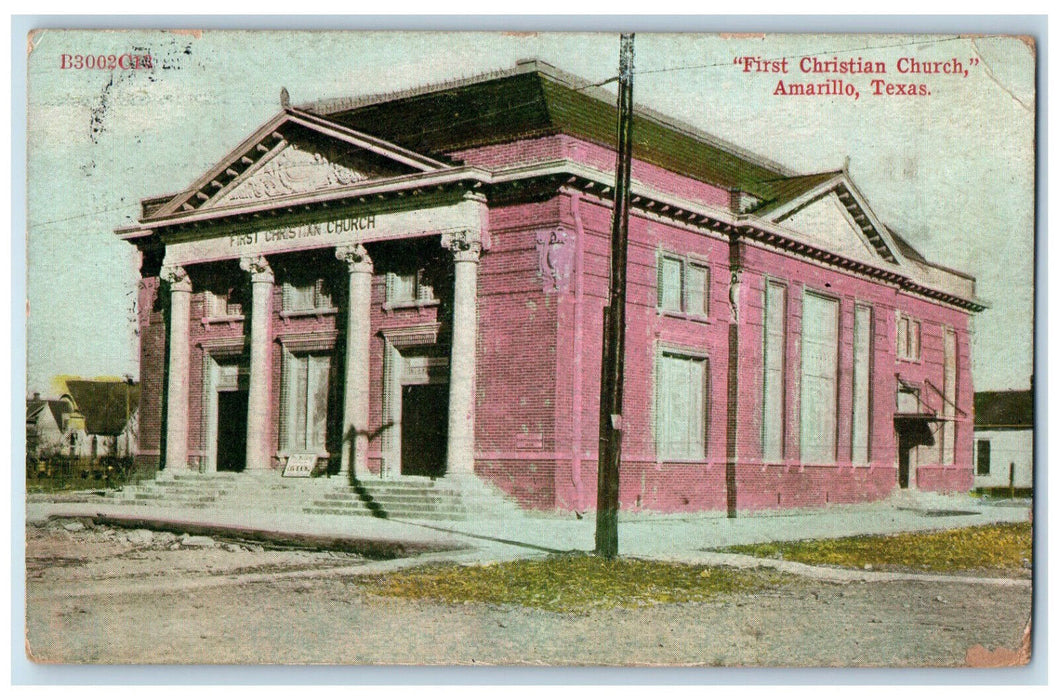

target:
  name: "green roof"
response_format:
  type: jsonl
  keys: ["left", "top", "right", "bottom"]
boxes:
{"left": 319, "top": 68, "right": 792, "bottom": 199}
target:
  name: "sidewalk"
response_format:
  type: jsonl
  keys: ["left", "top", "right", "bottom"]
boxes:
{"left": 26, "top": 489, "right": 1031, "bottom": 580}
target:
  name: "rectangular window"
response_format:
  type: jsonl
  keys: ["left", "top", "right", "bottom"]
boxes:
{"left": 657, "top": 254, "right": 709, "bottom": 317}
{"left": 284, "top": 278, "right": 333, "bottom": 313}
{"left": 851, "top": 304, "right": 873, "bottom": 464}
{"left": 800, "top": 292, "right": 839, "bottom": 464}
{"left": 285, "top": 353, "right": 331, "bottom": 452}
{"left": 207, "top": 287, "right": 243, "bottom": 318}
{"left": 940, "top": 328, "right": 958, "bottom": 464}
{"left": 656, "top": 351, "right": 708, "bottom": 460}
{"left": 761, "top": 281, "right": 787, "bottom": 461}
{"left": 976, "top": 439, "right": 991, "bottom": 475}
{"left": 387, "top": 270, "right": 436, "bottom": 305}
{"left": 896, "top": 312, "right": 921, "bottom": 361}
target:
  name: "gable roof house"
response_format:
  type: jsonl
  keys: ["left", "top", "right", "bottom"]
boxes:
{"left": 115, "top": 60, "right": 983, "bottom": 513}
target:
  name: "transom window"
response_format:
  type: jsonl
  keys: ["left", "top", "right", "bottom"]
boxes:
{"left": 657, "top": 254, "right": 709, "bottom": 317}
{"left": 656, "top": 350, "right": 708, "bottom": 460}
{"left": 896, "top": 312, "right": 921, "bottom": 361}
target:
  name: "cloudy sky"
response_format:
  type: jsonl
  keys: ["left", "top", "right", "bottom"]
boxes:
{"left": 25, "top": 30, "right": 1035, "bottom": 394}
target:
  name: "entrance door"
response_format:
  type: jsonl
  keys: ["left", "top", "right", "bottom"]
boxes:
{"left": 400, "top": 384, "right": 448, "bottom": 477}
{"left": 897, "top": 432, "right": 911, "bottom": 489}
{"left": 216, "top": 390, "right": 249, "bottom": 472}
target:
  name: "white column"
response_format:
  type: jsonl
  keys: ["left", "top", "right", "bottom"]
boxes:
{"left": 442, "top": 232, "right": 481, "bottom": 477}
{"left": 161, "top": 264, "right": 192, "bottom": 471}
{"left": 241, "top": 255, "right": 274, "bottom": 471}
{"left": 336, "top": 244, "right": 373, "bottom": 478}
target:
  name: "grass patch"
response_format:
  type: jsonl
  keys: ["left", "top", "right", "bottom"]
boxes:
{"left": 719, "top": 522, "right": 1032, "bottom": 574}
{"left": 359, "top": 554, "right": 787, "bottom": 613}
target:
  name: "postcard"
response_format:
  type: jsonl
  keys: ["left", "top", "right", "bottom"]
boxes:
{"left": 24, "top": 28, "right": 1035, "bottom": 667}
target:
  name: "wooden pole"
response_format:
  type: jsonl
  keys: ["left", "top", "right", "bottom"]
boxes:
{"left": 595, "top": 33, "right": 635, "bottom": 558}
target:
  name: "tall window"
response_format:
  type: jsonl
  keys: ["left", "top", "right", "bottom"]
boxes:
{"left": 761, "top": 281, "right": 787, "bottom": 461}
{"left": 896, "top": 312, "right": 921, "bottom": 361}
{"left": 284, "top": 277, "right": 333, "bottom": 313}
{"left": 976, "top": 439, "right": 991, "bottom": 475}
{"left": 851, "top": 304, "right": 873, "bottom": 464}
{"left": 656, "top": 351, "right": 708, "bottom": 460}
{"left": 800, "top": 292, "right": 839, "bottom": 464}
{"left": 284, "top": 353, "right": 331, "bottom": 452}
{"left": 657, "top": 254, "right": 709, "bottom": 317}
{"left": 940, "top": 328, "right": 958, "bottom": 464}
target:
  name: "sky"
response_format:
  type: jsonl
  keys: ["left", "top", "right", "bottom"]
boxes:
{"left": 24, "top": 30, "right": 1036, "bottom": 394}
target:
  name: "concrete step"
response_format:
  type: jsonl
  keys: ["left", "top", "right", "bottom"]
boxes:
{"left": 303, "top": 506, "right": 467, "bottom": 521}
{"left": 310, "top": 498, "right": 465, "bottom": 514}
{"left": 320, "top": 492, "right": 463, "bottom": 505}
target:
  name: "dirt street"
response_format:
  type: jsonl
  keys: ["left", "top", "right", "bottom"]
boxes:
{"left": 24, "top": 520, "right": 1032, "bottom": 666}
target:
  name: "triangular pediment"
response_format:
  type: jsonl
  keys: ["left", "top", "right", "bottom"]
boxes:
{"left": 758, "top": 172, "right": 905, "bottom": 269}
{"left": 148, "top": 108, "right": 446, "bottom": 220}
{"left": 210, "top": 138, "right": 407, "bottom": 207}
{"left": 779, "top": 192, "right": 881, "bottom": 264}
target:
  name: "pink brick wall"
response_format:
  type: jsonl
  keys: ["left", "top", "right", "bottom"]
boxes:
{"left": 134, "top": 132, "right": 976, "bottom": 511}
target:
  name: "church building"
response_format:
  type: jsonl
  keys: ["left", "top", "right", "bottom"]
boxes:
{"left": 116, "top": 60, "right": 984, "bottom": 513}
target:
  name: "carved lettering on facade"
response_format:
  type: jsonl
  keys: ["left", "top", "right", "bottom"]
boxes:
{"left": 228, "top": 217, "right": 377, "bottom": 248}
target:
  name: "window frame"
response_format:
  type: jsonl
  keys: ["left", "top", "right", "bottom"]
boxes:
{"left": 282, "top": 277, "right": 335, "bottom": 315}
{"left": 896, "top": 311, "right": 922, "bottom": 362}
{"left": 656, "top": 250, "right": 710, "bottom": 320}
{"left": 281, "top": 350, "right": 333, "bottom": 455}
{"left": 384, "top": 269, "right": 438, "bottom": 309}
{"left": 654, "top": 346, "right": 710, "bottom": 462}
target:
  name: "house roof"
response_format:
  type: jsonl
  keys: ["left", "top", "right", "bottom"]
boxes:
{"left": 974, "top": 390, "right": 1033, "bottom": 429}
{"left": 309, "top": 60, "right": 795, "bottom": 200}
{"left": 63, "top": 380, "right": 141, "bottom": 435}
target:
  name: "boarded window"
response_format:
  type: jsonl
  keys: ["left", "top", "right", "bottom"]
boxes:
{"left": 761, "top": 281, "right": 787, "bottom": 461}
{"left": 940, "top": 328, "right": 958, "bottom": 464}
{"left": 656, "top": 352, "right": 708, "bottom": 460}
{"left": 800, "top": 292, "right": 839, "bottom": 464}
{"left": 285, "top": 353, "right": 331, "bottom": 452}
{"left": 976, "top": 439, "right": 991, "bottom": 475}
{"left": 851, "top": 304, "right": 873, "bottom": 464}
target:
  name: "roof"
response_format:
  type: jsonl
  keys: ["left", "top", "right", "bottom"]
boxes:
{"left": 974, "top": 390, "right": 1033, "bottom": 429}
{"left": 26, "top": 398, "right": 71, "bottom": 428}
{"left": 63, "top": 380, "right": 141, "bottom": 435}
{"left": 309, "top": 60, "right": 795, "bottom": 200}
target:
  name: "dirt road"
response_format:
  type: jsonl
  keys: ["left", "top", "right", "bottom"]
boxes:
{"left": 24, "top": 520, "right": 1032, "bottom": 666}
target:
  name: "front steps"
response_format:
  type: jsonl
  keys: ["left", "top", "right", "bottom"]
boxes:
{"left": 112, "top": 471, "right": 523, "bottom": 522}
{"left": 112, "top": 472, "right": 238, "bottom": 509}
{"left": 305, "top": 478, "right": 470, "bottom": 520}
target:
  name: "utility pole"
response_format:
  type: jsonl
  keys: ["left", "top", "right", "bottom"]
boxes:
{"left": 595, "top": 33, "right": 635, "bottom": 559}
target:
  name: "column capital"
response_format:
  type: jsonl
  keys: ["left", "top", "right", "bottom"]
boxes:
{"left": 441, "top": 230, "right": 482, "bottom": 263}
{"left": 335, "top": 243, "right": 373, "bottom": 273}
{"left": 239, "top": 255, "right": 274, "bottom": 284}
{"left": 160, "top": 263, "right": 193, "bottom": 293}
